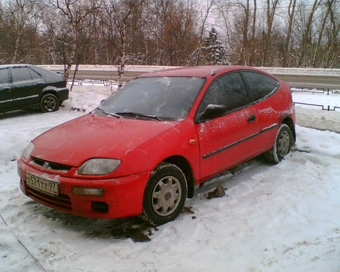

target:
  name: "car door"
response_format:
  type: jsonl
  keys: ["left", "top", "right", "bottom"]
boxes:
{"left": 10, "top": 66, "right": 43, "bottom": 108}
{"left": 241, "top": 71, "right": 282, "bottom": 153}
{"left": 195, "top": 72, "right": 262, "bottom": 181}
{"left": 0, "top": 67, "right": 12, "bottom": 111}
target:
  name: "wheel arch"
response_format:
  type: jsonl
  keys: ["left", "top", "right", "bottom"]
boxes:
{"left": 281, "top": 117, "right": 296, "bottom": 143}
{"left": 41, "top": 86, "right": 58, "bottom": 97}
{"left": 162, "top": 155, "right": 195, "bottom": 198}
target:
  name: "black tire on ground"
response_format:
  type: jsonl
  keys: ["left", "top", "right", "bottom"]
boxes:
{"left": 142, "top": 163, "right": 187, "bottom": 225}
{"left": 265, "top": 123, "right": 293, "bottom": 164}
{"left": 40, "top": 93, "right": 59, "bottom": 112}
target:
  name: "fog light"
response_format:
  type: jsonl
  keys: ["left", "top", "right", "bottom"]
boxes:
{"left": 92, "top": 201, "right": 109, "bottom": 213}
{"left": 72, "top": 187, "right": 104, "bottom": 196}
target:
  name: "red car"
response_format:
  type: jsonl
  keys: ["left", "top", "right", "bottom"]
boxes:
{"left": 18, "top": 66, "right": 295, "bottom": 225}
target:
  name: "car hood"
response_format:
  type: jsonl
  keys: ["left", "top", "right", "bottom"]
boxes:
{"left": 31, "top": 114, "right": 178, "bottom": 166}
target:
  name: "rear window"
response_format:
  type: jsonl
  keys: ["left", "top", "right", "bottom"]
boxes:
{"left": 242, "top": 71, "right": 279, "bottom": 101}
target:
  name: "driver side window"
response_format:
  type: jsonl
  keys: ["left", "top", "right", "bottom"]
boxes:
{"left": 196, "top": 72, "right": 249, "bottom": 119}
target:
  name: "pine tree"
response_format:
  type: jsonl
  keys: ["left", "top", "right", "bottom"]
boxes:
{"left": 201, "top": 27, "right": 229, "bottom": 65}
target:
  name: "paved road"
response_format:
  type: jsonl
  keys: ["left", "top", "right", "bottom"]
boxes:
{"left": 274, "top": 74, "right": 340, "bottom": 90}
{"left": 71, "top": 70, "right": 340, "bottom": 89}
{"left": 46, "top": 66, "right": 340, "bottom": 90}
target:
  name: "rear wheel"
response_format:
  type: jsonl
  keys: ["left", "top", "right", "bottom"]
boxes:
{"left": 41, "top": 93, "right": 59, "bottom": 112}
{"left": 265, "top": 123, "right": 293, "bottom": 164}
{"left": 143, "top": 163, "right": 187, "bottom": 225}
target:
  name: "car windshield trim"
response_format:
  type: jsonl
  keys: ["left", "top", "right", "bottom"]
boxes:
{"left": 96, "top": 106, "right": 122, "bottom": 118}
{"left": 115, "top": 112, "right": 163, "bottom": 121}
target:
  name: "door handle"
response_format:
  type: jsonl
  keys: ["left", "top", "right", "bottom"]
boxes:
{"left": 248, "top": 114, "right": 256, "bottom": 123}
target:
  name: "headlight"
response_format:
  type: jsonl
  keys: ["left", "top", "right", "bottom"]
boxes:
{"left": 77, "top": 158, "right": 121, "bottom": 175}
{"left": 22, "top": 142, "right": 35, "bottom": 160}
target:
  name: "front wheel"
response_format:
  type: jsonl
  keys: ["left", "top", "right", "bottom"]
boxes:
{"left": 142, "top": 163, "right": 187, "bottom": 225}
{"left": 265, "top": 123, "right": 293, "bottom": 164}
{"left": 40, "top": 93, "right": 59, "bottom": 112}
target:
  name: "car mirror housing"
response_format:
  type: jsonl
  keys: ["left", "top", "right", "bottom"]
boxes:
{"left": 202, "top": 104, "right": 226, "bottom": 121}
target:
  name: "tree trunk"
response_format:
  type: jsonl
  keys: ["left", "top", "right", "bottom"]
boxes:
{"left": 325, "top": 0, "right": 340, "bottom": 68}
{"left": 240, "top": 1, "right": 250, "bottom": 65}
{"left": 263, "top": 0, "right": 279, "bottom": 66}
{"left": 118, "top": 21, "right": 126, "bottom": 88}
{"left": 64, "top": 25, "right": 77, "bottom": 82}
{"left": 298, "top": 0, "right": 322, "bottom": 67}
{"left": 248, "top": 0, "right": 257, "bottom": 65}
{"left": 283, "top": 0, "right": 297, "bottom": 67}
{"left": 312, "top": 5, "right": 330, "bottom": 67}
{"left": 11, "top": 27, "right": 22, "bottom": 64}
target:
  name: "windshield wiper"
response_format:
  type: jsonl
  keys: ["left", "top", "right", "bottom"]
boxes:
{"left": 96, "top": 107, "right": 122, "bottom": 118}
{"left": 115, "top": 112, "right": 162, "bottom": 121}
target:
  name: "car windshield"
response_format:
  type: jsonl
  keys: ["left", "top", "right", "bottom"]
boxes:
{"left": 93, "top": 76, "right": 205, "bottom": 121}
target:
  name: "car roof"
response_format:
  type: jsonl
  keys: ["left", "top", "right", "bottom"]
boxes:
{"left": 139, "top": 65, "right": 263, "bottom": 78}
{"left": 0, "top": 64, "right": 33, "bottom": 69}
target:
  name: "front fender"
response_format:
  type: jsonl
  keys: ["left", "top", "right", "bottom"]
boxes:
{"left": 114, "top": 119, "right": 200, "bottom": 181}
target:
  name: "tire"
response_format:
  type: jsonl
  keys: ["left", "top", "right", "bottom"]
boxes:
{"left": 265, "top": 123, "right": 293, "bottom": 164}
{"left": 143, "top": 163, "right": 187, "bottom": 225}
{"left": 40, "top": 93, "right": 59, "bottom": 112}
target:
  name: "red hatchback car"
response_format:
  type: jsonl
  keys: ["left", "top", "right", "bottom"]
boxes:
{"left": 18, "top": 66, "right": 295, "bottom": 225}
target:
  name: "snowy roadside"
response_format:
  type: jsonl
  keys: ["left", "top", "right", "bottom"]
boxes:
{"left": 295, "top": 107, "right": 340, "bottom": 133}
{"left": 292, "top": 91, "right": 340, "bottom": 133}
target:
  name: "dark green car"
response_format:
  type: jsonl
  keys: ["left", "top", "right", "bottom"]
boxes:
{"left": 0, "top": 64, "right": 69, "bottom": 113}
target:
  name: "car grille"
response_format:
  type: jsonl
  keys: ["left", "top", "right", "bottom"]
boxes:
{"left": 26, "top": 186, "right": 72, "bottom": 211}
{"left": 32, "top": 157, "right": 72, "bottom": 172}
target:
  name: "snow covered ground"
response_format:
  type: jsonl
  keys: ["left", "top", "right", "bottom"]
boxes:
{"left": 1, "top": 84, "right": 340, "bottom": 272}
{"left": 293, "top": 90, "right": 340, "bottom": 133}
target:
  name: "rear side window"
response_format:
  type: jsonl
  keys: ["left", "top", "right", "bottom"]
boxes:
{"left": 12, "top": 67, "right": 32, "bottom": 82}
{"left": 0, "top": 68, "right": 10, "bottom": 84}
{"left": 242, "top": 71, "right": 279, "bottom": 101}
{"left": 28, "top": 68, "right": 42, "bottom": 80}
{"left": 197, "top": 72, "right": 249, "bottom": 115}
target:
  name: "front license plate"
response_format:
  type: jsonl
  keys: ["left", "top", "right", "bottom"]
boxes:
{"left": 26, "top": 173, "right": 59, "bottom": 196}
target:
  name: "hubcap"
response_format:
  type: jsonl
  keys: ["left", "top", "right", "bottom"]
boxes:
{"left": 277, "top": 130, "right": 290, "bottom": 157}
{"left": 152, "top": 176, "right": 181, "bottom": 217}
{"left": 44, "top": 97, "right": 57, "bottom": 111}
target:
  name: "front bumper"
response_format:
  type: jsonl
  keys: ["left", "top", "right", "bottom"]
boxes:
{"left": 17, "top": 159, "right": 151, "bottom": 219}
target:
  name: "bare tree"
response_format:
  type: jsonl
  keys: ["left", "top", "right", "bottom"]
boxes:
{"left": 248, "top": 0, "right": 257, "bottom": 65}
{"left": 188, "top": 0, "right": 215, "bottom": 66}
{"left": 101, "top": 0, "right": 146, "bottom": 87}
{"left": 282, "top": 0, "right": 297, "bottom": 67}
{"left": 5, "top": 0, "right": 36, "bottom": 63}
{"left": 1, "top": 0, "right": 339, "bottom": 68}
{"left": 298, "top": 0, "right": 323, "bottom": 67}
{"left": 262, "top": 0, "right": 279, "bottom": 66}
{"left": 215, "top": 0, "right": 258, "bottom": 66}
{"left": 323, "top": 0, "right": 340, "bottom": 67}
{"left": 148, "top": 0, "right": 199, "bottom": 66}
{"left": 48, "top": 0, "right": 99, "bottom": 82}
{"left": 238, "top": 0, "right": 251, "bottom": 65}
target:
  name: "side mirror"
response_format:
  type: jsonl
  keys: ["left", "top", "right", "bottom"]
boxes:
{"left": 202, "top": 104, "right": 226, "bottom": 120}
